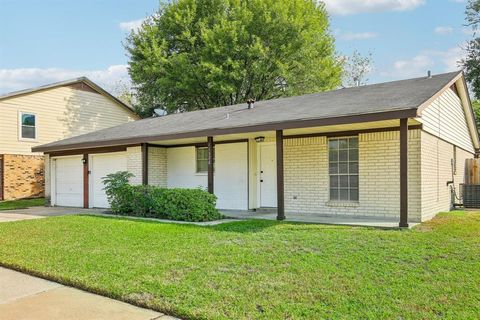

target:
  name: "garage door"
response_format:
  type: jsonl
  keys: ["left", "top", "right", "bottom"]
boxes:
{"left": 90, "top": 152, "right": 127, "bottom": 208}
{"left": 53, "top": 156, "right": 83, "bottom": 207}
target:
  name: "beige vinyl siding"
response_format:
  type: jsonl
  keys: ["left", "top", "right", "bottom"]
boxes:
{"left": 420, "top": 87, "right": 475, "bottom": 153}
{"left": 0, "top": 86, "right": 138, "bottom": 155}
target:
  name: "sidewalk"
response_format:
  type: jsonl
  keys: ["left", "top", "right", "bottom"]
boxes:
{"left": 0, "top": 267, "right": 175, "bottom": 320}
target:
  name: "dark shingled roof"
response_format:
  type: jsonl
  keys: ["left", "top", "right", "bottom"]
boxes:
{"left": 33, "top": 71, "right": 462, "bottom": 152}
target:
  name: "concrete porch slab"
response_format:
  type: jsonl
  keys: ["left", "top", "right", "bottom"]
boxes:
{"left": 221, "top": 210, "right": 419, "bottom": 228}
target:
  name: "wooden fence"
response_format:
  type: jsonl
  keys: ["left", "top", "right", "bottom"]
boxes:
{"left": 464, "top": 158, "right": 480, "bottom": 185}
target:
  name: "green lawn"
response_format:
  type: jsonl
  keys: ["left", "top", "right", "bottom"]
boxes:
{"left": 0, "top": 212, "right": 479, "bottom": 319}
{"left": 0, "top": 198, "right": 44, "bottom": 210}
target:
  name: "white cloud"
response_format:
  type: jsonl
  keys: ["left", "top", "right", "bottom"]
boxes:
{"left": 341, "top": 31, "right": 378, "bottom": 40}
{"left": 437, "top": 47, "right": 465, "bottom": 71}
{"left": 434, "top": 26, "right": 454, "bottom": 35}
{"left": 382, "top": 46, "right": 465, "bottom": 79}
{"left": 322, "top": 0, "right": 425, "bottom": 15}
{"left": 391, "top": 54, "right": 434, "bottom": 78}
{"left": 0, "top": 65, "right": 130, "bottom": 95}
{"left": 119, "top": 18, "right": 145, "bottom": 32}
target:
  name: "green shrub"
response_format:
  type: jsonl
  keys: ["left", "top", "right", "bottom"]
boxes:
{"left": 102, "top": 171, "right": 134, "bottom": 213}
{"left": 103, "top": 172, "right": 221, "bottom": 222}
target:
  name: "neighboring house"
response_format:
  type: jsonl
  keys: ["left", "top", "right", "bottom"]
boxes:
{"left": 33, "top": 71, "right": 479, "bottom": 227}
{"left": 0, "top": 78, "right": 140, "bottom": 200}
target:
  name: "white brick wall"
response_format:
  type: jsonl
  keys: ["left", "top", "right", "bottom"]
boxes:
{"left": 420, "top": 131, "right": 473, "bottom": 221}
{"left": 284, "top": 130, "right": 422, "bottom": 222}
{"left": 126, "top": 146, "right": 143, "bottom": 185}
{"left": 148, "top": 147, "right": 167, "bottom": 187}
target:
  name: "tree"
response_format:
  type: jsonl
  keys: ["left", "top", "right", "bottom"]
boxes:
{"left": 472, "top": 100, "right": 480, "bottom": 128}
{"left": 110, "top": 80, "right": 135, "bottom": 106}
{"left": 341, "top": 50, "right": 373, "bottom": 87}
{"left": 462, "top": 0, "right": 480, "bottom": 99}
{"left": 126, "top": 0, "right": 342, "bottom": 117}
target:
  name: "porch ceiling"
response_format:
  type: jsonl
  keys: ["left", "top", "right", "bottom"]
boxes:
{"left": 148, "top": 118, "right": 421, "bottom": 146}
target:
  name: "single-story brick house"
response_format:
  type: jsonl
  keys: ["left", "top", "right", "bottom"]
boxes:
{"left": 33, "top": 71, "right": 479, "bottom": 227}
{"left": 0, "top": 77, "right": 139, "bottom": 200}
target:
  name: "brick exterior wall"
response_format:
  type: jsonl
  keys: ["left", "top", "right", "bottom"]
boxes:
{"left": 420, "top": 131, "right": 473, "bottom": 221}
{"left": 2, "top": 154, "right": 45, "bottom": 200}
{"left": 283, "top": 130, "right": 422, "bottom": 222}
{"left": 148, "top": 147, "right": 167, "bottom": 187}
{"left": 126, "top": 146, "right": 143, "bottom": 185}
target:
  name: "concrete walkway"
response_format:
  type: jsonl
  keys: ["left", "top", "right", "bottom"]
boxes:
{"left": 0, "top": 206, "right": 417, "bottom": 228}
{"left": 0, "top": 207, "right": 105, "bottom": 223}
{"left": 221, "top": 210, "right": 419, "bottom": 228}
{"left": 0, "top": 206, "right": 237, "bottom": 225}
{"left": 0, "top": 267, "right": 174, "bottom": 320}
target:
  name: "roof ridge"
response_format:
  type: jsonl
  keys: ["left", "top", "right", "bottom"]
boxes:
{"left": 149, "top": 70, "right": 462, "bottom": 120}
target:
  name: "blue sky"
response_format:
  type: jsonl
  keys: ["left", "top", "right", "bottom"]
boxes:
{"left": 0, "top": 0, "right": 474, "bottom": 94}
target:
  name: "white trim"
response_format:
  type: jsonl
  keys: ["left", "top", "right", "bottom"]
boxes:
{"left": 327, "top": 136, "right": 359, "bottom": 202}
{"left": 195, "top": 146, "right": 208, "bottom": 173}
{"left": 18, "top": 111, "right": 38, "bottom": 142}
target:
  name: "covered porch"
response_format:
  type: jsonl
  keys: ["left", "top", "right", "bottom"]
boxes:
{"left": 139, "top": 116, "right": 419, "bottom": 228}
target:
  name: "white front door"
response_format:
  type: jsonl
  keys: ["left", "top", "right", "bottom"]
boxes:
{"left": 53, "top": 156, "right": 83, "bottom": 207}
{"left": 90, "top": 152, "right": 127, "bottom": 208}
{"left": 259, "top": 143, "right": 277, "bottom": 207}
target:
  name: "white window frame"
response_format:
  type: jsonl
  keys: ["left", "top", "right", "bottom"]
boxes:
{"left": 18, "top": 111, "right": 38, "bottom": 141}
{"left": 328, "top": 136, "right": 359, "bottom": 202}
{"left": 195, "top": 146, "right": 209, "bottom": 173}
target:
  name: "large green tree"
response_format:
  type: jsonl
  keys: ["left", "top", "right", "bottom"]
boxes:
{"left": 126, "top": 0, "right": 341, "bottom": 117}
{"left": 472, "top": 100, "right": 480, "bottom": 128}
{"left": 462, "top": 0, "right": 480, "bottom": 99}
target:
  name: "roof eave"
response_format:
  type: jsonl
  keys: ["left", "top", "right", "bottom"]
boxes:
{"left": 459, "top": 71, "right": 480, "bottom": 149}
{"left": 33, "top": 108, "right": 418, "bottom": 153}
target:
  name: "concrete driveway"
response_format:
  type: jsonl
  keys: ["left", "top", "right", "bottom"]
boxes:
{"left": 0, "top": 207, "right": 105, "bottom": 223}
{"left": 0, "top": 267, "right": 174, "bottom": 320}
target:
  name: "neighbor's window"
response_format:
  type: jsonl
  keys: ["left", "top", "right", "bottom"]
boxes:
{"left": 196, "top": 147, "right": 208, "bottom": 173}
{"left": 329, "top": 137, "right": 359, "bottom": 201}
{"left": 20, "top": 112, "right": 36, "bottom": 140}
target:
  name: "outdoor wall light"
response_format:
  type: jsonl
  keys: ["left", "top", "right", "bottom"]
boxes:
{"left": 255, "top": 136, "right": 265, "bottom": 143}
{"left": 81, "top": 158, "right": 87, "bottom": 164}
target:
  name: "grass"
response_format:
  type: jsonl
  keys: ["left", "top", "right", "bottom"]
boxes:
{"left": 0, "top": 212, "right": 479, "bottom": 319}
{"left": 0, "top": 198, "right": 44, "bottom": 210}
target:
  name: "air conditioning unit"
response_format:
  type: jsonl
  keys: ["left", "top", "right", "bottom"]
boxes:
{"left": 462, "top": 184, "right": 480, "bottom": 208}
